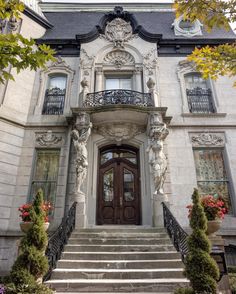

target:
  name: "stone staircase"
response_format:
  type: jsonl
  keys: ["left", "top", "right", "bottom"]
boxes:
{"left": 46, "top": 227, "right": 189, "bottom": 293}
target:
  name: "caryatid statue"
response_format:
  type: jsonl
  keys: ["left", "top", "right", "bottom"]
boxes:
{"left": 147, "top": 114, "right": 169, "bottom": 195}
{"left": 71, "top": 113, "right": 92, "bottom": 195}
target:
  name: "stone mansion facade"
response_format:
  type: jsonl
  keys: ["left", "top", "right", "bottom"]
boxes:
{"left": 0, "top": 0, "right": 236, "bottom": 274}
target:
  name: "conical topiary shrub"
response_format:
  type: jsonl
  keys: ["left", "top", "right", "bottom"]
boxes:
{"left": 175, "top": 188, "right": 220, "bottom": 294}
{"left": 4, "top": 189, "right": 53, "bottom": 294}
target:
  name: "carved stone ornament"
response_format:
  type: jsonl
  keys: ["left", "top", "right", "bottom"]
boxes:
{"left": 72, "top": 113, "right": 92, "bottom": 195}
{"left": 147, "top": 113, "right": 169, "bottom": 195}
{"left": 143, "top": 49, "right": 158, "bottom": 75}
{"left": 104, "top": 18, "right": 133, "bottom": 48}
{"left": 104, "top": 50, "right": 135, "bottom": 69}
{"left": 80, "top": 49, "right": 95, "bottom": 70}
{"left": 95, "top": 123, "right": 145, "bottom": 144}
{"left": 36, "top": 130, "right": 63, "bottom": 147}
{"left": 191, "top": 133, "right": 225, "bottom": 147}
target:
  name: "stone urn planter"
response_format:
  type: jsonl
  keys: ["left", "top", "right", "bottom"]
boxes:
{"left": 20, "top": 222, "right": 49, "bottom": 233}
{"left": 206, "top": 220, "right": 222, "bottom": 236}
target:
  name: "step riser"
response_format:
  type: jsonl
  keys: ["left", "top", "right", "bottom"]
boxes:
{"left": 62, "top": 252, "right": 180, "bottom": 260}
{"left": 57, "top": 260, "right": 183, "bottom": 269}
{"left": 51, "top": 271, "right": 185, "bottom": 280}
{"left": 71, "top": 233, "right": 168, "bottom": 238}
{"left": 75, "top": 228, "right": 166, "bottom": 233}
{"left": 67, "top": 239, "right": 171, "bottom": 245}
{"left": 46, "top": 281, "right": 189, "bottom": 292}
{"left": 64, "top": 245, "right": 174, "bottom": 252}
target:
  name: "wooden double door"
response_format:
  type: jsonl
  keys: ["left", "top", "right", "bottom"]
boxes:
{"left": 97, "top": 146, "right": 141, "bottom": 225}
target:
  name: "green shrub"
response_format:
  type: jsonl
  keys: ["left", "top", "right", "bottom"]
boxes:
{"left": 3, "top": 189, "right": 53, "bottom": 294}
{"left": 229, "top": 273, "right": 236, "bottom": 291}
{"left": 175, "top": 188, "right": 220, "bottom": 294}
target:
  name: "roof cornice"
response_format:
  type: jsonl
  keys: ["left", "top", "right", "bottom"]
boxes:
{"left": 24, "top": 6, "right": 53, "bottom": 28}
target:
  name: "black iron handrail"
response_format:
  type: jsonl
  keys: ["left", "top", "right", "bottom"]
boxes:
{"left": 84, "top": 89, "right": 154, "bottom": 107}
{"left": 162, "top": 202, "right": 227, "bottom": 280}
{"left": 162, "top": 202, "right": 188, "bottom": 261}
{"left": 43, "top": 202, "right": 77, "bottom": 281}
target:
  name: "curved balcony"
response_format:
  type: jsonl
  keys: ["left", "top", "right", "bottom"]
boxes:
{"left": 83, "top": 89, "right": 154, "bottom": 108}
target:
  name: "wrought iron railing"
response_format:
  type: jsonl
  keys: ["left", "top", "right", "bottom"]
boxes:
{"left": 162, "top": 202, "right": 188, "bottom": 261}
{"left": 186, "top": 87, "right": 215, "bottom": 113}
{"left": 43, "top": 202, "right": 77, "bottom": 281}
{"left": 42, "top": 87, "right": 65, "bottom": 115}
{"left": 84, "top": 89, "right": 154, "bottom": 107}
{"left": 162, "top": 202, "right": 227, "bottom": 280}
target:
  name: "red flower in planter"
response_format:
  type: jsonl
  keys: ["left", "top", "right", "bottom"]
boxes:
{"left": 187, "top": 194, "right": 228, "bottom": 221}
{"left": 19, "top": 201, "right": 53, "bottom": 222}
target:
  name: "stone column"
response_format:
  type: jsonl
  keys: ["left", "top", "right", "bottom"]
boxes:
{"left": 71, "top": 112, "right": 92, "bottom": 228}
{"left": 146, "top": 112, "right": 169, "bottom": 226}
{"left": 95, "top": 67, "right": 103, "bottom": 92}
{"left": 134, "top": 67, "right": 142, "bottom": 92}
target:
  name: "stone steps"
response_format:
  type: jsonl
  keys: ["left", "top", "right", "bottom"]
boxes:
{"left": 45, "top": 227, "right": 188, "bottom": 293}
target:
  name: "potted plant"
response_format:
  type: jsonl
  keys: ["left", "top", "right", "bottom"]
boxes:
{"left": 19, "top": 196, "right": 52, "bottom": 233}
{"left": 187, "top": 194, "right": 228, "bottom": 236}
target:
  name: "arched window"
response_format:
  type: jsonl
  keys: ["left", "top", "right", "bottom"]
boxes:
{"left": 42, "top": 74, "right": 67, "bottom": 115}
{"left": 184, "top": 73, "right": 215, "bottom": 113}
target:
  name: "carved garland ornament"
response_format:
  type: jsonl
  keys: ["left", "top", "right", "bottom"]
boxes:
{"left": 95, "top": 123, "right": 145, "bottom": 144}
{"left": 36, "top": 130, "right": 63, "bottom": 147}
{"left": 191, "top": 133, "right": 224, "bottom": 147}
{"left": 104, "top": 50, "right": 135, "bottom": 69}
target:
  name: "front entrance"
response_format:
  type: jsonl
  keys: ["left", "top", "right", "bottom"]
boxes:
{"left": 97, "top": 146, "right": 141, "bottom": 225}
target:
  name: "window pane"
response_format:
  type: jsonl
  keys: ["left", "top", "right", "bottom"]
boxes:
{"left": 123, "top": 169, "right": 135, "bottom": 201}
{"left": 103, "top": 169, "right": 114, "bottom": 202}
{"left": 193, "top": 149, "right": 231, "bottom": 210}
{"left": 105, "top": 78, "right": 132, "bottom": 90}
{"left": 106, "top": 79, "right": 119, "bottom": 90}
{"left": 193, "top": 149, "right": 227, "bottom": 181}
{"left": 31, "top": 150, "right": 60, "bottom": 208}
{"left": 185, "top": 73, "right": 207, "bottom": 89}
{"left": 48, "top": 75, "right": 67, "bottom": 90}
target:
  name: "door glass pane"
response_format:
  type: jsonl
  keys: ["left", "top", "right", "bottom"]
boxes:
{"left": 120, "top": 151, "right": 137, "bottom": 164}
{"left": 185, "top": 73, "right": 207, "bottom": 89}
{"left": 120, "top": 79, "right": 132, "bottom": 90}
{"left": 124, "top": 169, "right": 134, "bottom": 201}
{"left": 48, "top": 75, "right": 67, "bottom": 90}
{"left": 103, "top": 169, "right": 114, "bottom": 202}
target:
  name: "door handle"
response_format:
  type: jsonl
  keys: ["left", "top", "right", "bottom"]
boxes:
{"left": 120, "top": 197, "right": 123, "bottom": 206}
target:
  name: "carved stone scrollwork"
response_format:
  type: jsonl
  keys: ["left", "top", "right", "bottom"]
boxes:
{"left": 104, "top": 18, "right": 133, "bottom": 48}
{"left": 104, "top": 50, "right": 135, "bottom": 69}
{"left": 143, "top": 49, "right": 158, "bottom": 75}
{"left": 95, "top": 123, "right": 145, "bottom": 145}
{"left": 36, "top": 130, "right": 63, "bottom": 147}
{"left": 80, "top": 49, "right": 95, "bottom": 71}
{"left": 191, "top": 133, "right": 225, "bottom": 147}
{"left": 71, "top": 113, "right": 92, "bottom": 195}
{"left": 147, "top": 113, "right": 169, "bottom": 195}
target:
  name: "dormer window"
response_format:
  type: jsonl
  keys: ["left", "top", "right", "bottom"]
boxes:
{"left": 172, "top": 16, "right": 203, "bottom": 37}
{"left": 42, "top": 74, "right": 67, "bottom": 115}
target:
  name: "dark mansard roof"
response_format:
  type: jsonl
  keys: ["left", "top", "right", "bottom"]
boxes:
{"left": 36, "top": 7, "right": 235, "bottom": 56}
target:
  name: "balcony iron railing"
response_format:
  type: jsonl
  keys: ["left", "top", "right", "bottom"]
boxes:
{"left": 84, "top": 89, "right": 154, "bottom": 107}
{"left": 186, "top": 87, "right": 215, "bottom": 113}
{"left": 42, "top": 87, "right": 65, "bottom": 115}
